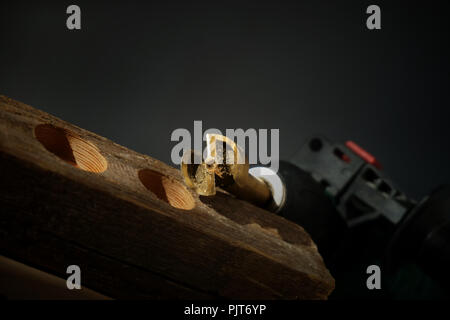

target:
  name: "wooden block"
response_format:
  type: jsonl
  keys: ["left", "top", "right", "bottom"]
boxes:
{"left": 0, "top": 95, "right": 334, "bottom": 299}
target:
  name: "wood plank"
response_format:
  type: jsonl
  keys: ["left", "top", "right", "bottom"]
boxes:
{"left": 0, "top": 95, "right": 334, "bottom": 299}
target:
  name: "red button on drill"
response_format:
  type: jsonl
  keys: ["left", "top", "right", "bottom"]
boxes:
{"left": 346, "top": 140, "right": 382, "bottom": 169}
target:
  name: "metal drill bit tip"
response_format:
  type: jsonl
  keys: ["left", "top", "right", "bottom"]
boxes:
{"left": 181, "top": 134, "right": 272, "bottom": 207}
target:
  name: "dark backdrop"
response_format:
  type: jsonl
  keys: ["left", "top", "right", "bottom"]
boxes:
{"left": 1, "top": 0, "right": 449, "bottom": 199}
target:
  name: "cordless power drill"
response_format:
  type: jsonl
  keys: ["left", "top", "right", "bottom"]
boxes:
{"left": 273, "top": 136, "right": 450, "bottom": 298}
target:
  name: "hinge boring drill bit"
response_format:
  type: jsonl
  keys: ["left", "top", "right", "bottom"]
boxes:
{"left": 181, "top": 133, "right": 285, "bottom": 210}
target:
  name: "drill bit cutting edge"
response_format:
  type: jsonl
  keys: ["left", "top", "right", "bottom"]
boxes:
{"left": 181, "top": 133, "right": 285, "bottom": 210}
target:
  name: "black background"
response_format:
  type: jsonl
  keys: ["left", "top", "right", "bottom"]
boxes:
{"left": 1, "top": 0, "right": 449, "bottom": 200}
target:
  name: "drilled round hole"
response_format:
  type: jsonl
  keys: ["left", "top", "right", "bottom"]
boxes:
{"left": 34, "top": 124, "right": 107, "bottom": 173}
{"left": 138, "top": 169, "right": 195, "bottom": 210}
